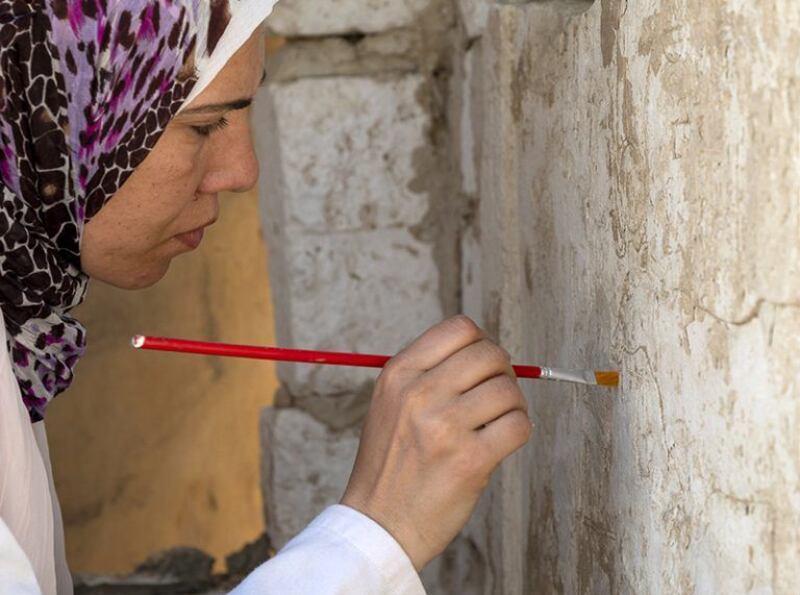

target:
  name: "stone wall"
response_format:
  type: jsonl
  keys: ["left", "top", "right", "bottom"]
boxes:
{"left": 257, "top": 0, "right": 800, "bottom": 593}
{"left": 254, "top": 0, "right": 462, "bottom": 574}
{"left": 457, "top": 0, "right": 800, "bottom": 593}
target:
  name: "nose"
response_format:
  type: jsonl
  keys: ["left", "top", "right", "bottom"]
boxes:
{"left": 202, "top": 124, "right": 260, "bottom": 194}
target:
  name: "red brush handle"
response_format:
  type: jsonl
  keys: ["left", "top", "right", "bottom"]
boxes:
{"left": 135, "top": 336, "right": 543, "bottom": 379}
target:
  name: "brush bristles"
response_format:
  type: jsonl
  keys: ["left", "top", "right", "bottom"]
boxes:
{"left": 594, "top": 371, "right": 619, "bottom": 387}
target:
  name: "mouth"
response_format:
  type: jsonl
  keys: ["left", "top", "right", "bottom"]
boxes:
{"left": 174, "top": 219, "right": 216, "bottom": 250}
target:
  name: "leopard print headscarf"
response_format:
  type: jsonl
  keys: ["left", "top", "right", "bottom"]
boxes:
{"left": 0, "top": 0, "right": 277, "bottom": 421}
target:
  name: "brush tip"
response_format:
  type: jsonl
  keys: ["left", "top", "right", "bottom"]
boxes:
{"left": 131, "top": 335, "right": 145, "bottom": 349}
{"left": 594, "top": 371, "right": 619, "bottom": 387}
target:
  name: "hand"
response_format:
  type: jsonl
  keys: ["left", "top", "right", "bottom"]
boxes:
{"left": 341, "top": 316, "right": 532, "bottom": 571}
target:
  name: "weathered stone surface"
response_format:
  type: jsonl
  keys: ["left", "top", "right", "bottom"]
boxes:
{"left": 266, "top": 0, "right": 435, "bottom": 36}
{"left": 421, "top": 533, "right": 488, "bottom": 595}
{"left": 260, "top": 408, "right": 360, "bottom": 549}
{"left": 459, "top": 45, "right": 480, "bottom": 196}
{"left": 134, "top": 548, "right": 214, "bottom": 583}
{"left": 224, "top": 534, "right": 272, "bottom": 579}
{"left": 256, "top": 74, "right": 445, "bottom": 423}
{"left": 262, "top": 224, "right": 442, "bottom": 428}
{"left": 456, "top": 0, "right": 491, "bottom": 38}
{"left": 265, "top": 32, "right": 421, "bottom": 82}
{"left": 275, "top": 228, "right": 442, "bottom": 400}
{"left": 468, "top": 2, "right": 800, "bottom": 593}
{"left": 74, "top": 547, "right": 217, "bottom": 594}
{"left": 460, "top": 223, "right": 483, "bottom": 325}
{"left": 263, "top": 75, "right": 432, "bottom": 233}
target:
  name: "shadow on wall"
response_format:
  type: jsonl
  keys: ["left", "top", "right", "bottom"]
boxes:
{"left": 522, "top": 0, "right": 595, "bottom": 16}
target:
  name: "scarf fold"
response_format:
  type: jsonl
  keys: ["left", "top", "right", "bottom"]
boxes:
{"left": 0, "top": 0, "right": 277, "bottom": 421}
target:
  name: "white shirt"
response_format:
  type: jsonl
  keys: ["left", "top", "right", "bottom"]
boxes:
{"left": 0, "top": 504, "right": 425, "bottom": 595}
{"left": 0, "top": 518, "right": 40, "bottom": 595}
{"left": 232, "top": 505, "right": 425, "bottom": 594}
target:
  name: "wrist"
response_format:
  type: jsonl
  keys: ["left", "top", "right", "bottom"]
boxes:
{"left": 340, "top": 494, "right": 429, "bottom": 571}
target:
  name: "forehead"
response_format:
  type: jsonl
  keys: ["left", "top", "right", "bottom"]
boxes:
{"left": 185, "top": 30, "right": 265, "bottom": 109}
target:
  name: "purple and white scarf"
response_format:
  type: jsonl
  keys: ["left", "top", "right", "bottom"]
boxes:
{"left": 0, "top": 0, "right": 276, "bottom": 421}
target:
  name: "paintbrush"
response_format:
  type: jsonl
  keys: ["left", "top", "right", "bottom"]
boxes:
{"left": 131, "top": 336, "right": 619, "bottom": 387}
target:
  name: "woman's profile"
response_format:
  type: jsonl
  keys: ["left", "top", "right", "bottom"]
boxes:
{"left": 0, "top": 2, "right": 531, "bottom": 593}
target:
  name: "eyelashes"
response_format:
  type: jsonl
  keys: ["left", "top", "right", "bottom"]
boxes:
{"left": 191, "top": 116, "right": 230, "bottom": 137}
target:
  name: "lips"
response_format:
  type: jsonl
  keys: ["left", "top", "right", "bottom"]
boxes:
{"left": 175, "top": 226, "right": 207, "bottom": 250}
{"left": 174, "top": 200, "right": 218, "bottom": 250}
{"left": 175, "top": 217, "right": 217, "bottom": 250}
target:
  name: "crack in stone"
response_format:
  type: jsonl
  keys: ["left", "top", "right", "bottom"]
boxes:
{"left": 620, "top": 344, "right": 671, "bottom": 458}
{"left": 680, "top": 292, "right": 800, "bottom": 327}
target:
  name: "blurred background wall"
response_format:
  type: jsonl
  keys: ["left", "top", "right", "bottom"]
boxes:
{"left": 46, "top": 188, "right": 278, "bottom": 574}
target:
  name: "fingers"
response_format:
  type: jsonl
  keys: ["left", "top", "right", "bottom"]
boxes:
{"left": 420, "top": 338, "right": 513, "bottom": 398}
{"left": 476, "top": 409, "right": 532, "bottom": 464}
{"left": 456, "top": 374, "right": 527, "bottom": 430}
{"left": 389, "top": 316, "right": 484, "bottom": 374}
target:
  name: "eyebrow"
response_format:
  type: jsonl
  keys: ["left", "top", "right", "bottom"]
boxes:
{"left": 181, "top": 70, "right": 267, "bottom": 116}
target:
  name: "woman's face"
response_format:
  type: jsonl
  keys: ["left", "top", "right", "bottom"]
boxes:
{"left": 80, "top": 32, "right": 265, "bottom": 289}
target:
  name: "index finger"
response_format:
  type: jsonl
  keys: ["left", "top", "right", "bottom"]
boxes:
{"left": 389, "top": 316, "right": 484, "bottom": 373}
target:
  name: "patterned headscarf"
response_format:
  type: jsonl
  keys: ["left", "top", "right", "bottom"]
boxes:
{"left": 0, "top": 0, "right": 277, "bottom": 421}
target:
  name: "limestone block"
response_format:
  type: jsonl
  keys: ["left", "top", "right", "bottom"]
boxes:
{"left": 265, "top": 228, "right": 443, "bottom": 429}
{"left": 265, "top": 32, "right": 420, "bottom": 82}
{"left": 461, "top": 223, "right": 483, "bottom": 325}
{"left": 459, "top": 46, "right": 479, "bottom": 195}
{"left": 263, "top": 76, "right": 432, "bottom": 233}
{"left": 470, "top": 2, "right": 800, "bottom": 593}
{"left": 260, "top": 407, "right": 360, "bottom": 549}
{"left": 457, "top": 0, "right": 491, "bottom": 38}
{"left": 267, "top": 0, "right": 435, "bottom": 36}
{"left": 255, "top": 73, "right": 445, "bottom": 425}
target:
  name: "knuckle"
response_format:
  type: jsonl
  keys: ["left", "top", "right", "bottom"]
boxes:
{"left": 419, "top": 415, "right": 458, "bottom": 456}
{"left": 378, "top": 359, "right": 403, "bottom": 387}
{"left": 448, "top": 315, "right": 482, "bottom": 341}
{"left": 496, "top": 377, "right": 527, "bottom": 411}
{"left": 493, "top": 374, "right": 518, "bottom": 394}
{"left": 471, "top": 446, "right": 499, "bottom": 479}
{"left": 453, "top": 448, "right": 490, "bottom": 489}
{"left": 503, "top": 379, "right": 528, "bottom": 412}
{"left": 379, "top": 358, "right": 419, "bottom": 395}
{"left": 401, "top": 377, "right": 431, "bottom": 405}
{"left": 484, "top": 375, "right": 516, "bottom": 402}
{"left": 507, "top": 410, "right": 532, "bottom": 444}
{"left": 479, "top": 340, "right": 509, "bottom": 366}
{"left": 473, "top": 471, "right": 491, "bottom": 491}
{"left": 451, "top": 449, "right": 476, "bottom": 477}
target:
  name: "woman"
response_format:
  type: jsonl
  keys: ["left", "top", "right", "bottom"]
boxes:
{"left": 0, "top": 2, "right": 531, "bottom": 594}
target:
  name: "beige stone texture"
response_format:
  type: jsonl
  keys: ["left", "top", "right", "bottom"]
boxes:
{"left": 255, "top": 74, "right": 446, "bottom": 429}
{"left": 267, "top": 0, "right": 437, "bottom": 36}
{"left": 264, "top": 32, "right": 421, "bottom": 82}
{"left": 260, "top": 407, "right": 360, "bottom": 549}
{"left": 466, "top": 1, "right": 800, "bottom": 592}
{"left": 46, "top": 190, "right": 279, "bottom": 574}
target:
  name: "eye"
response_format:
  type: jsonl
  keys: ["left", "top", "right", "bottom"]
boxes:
{"left": 191, "top": 116, "right": 230, "bottom": 137}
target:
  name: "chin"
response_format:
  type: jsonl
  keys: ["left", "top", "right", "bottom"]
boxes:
{"left": 100, "top": 261, "right": 172, "bottom": 290}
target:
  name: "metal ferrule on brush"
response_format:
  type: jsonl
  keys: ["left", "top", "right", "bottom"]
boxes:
{"left": 540, "top": 367, "right": 597, "bottom": 385}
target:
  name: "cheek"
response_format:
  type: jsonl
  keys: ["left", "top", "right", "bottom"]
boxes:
{"left": 123, "top": 156, "right": 204, "bottom": 233}
{"left": 87, "top": 158, "right": 203, "bottom": 249}
{"left": 141, "top": 170, "right": 201, "bottom": 228}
